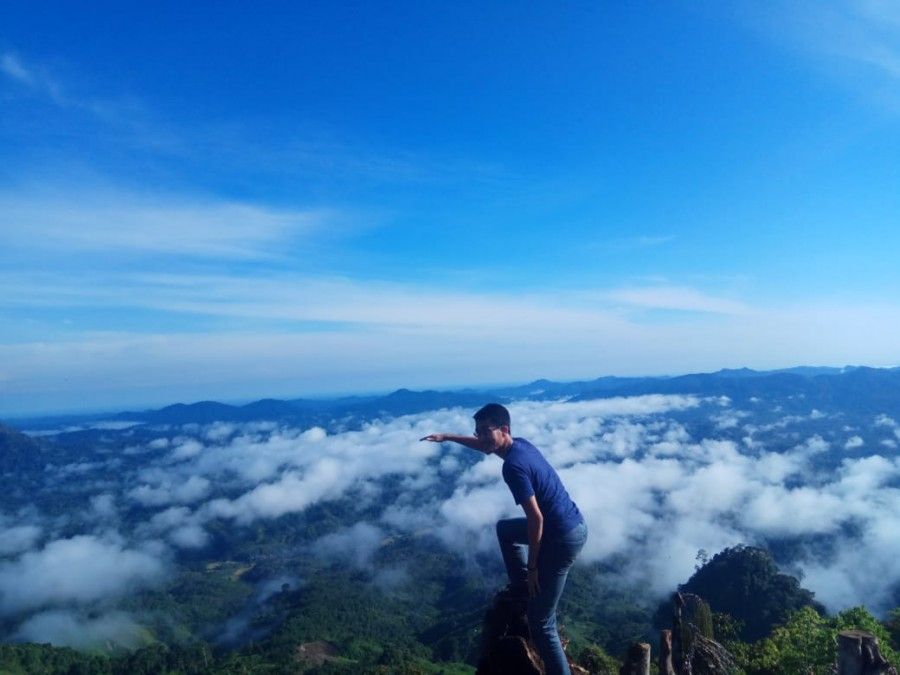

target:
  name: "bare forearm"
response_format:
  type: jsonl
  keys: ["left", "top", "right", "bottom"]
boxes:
{"left": 427, "top": 434, "right": 485, "bottom": 452}
{"left": 447, "top": 434, "right": 483, "bottom": 450}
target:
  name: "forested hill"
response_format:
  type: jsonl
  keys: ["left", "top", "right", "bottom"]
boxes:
{"left": 0, "top": 423, "right": 45, "bottom": 472}
{"left": 0, "top": 546, "right": 897, "bottom": 674}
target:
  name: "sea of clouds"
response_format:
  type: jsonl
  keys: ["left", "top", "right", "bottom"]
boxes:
{"left": 3, "top": 395, "right": 900, "bottom": 648}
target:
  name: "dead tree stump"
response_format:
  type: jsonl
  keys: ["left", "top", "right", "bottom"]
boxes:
{"left": 619, "top": 642, "right": 650, "bottom": 675}
{"left": 478, "top": 635, "right": 543, "bottom": 675}
{"left": 476, "top": 592, "right": 541, "bottom": 675}
{"left": 476, "top": 589, "right": 586, "bottom": 675}
{"left": 837, "top": 630, "right": 898, "bottom": 675}
{"left": 660, "top": 629, "right": 676, "bottom": 675}
{"left": 668, "top": 592, "right": 734, "bottom": 675}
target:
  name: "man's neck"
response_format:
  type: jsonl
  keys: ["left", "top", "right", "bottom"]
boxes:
{"left": 495, "top": 435, "right": 514, "bottom": 459}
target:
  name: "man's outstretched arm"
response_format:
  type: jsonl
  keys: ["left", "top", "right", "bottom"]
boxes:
{"left": 419, "top": 433, "right": 485, "bottom": 452}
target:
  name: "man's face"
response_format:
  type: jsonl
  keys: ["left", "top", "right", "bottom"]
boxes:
{"left": 474, "top": 422, "right": 507, "bottom": 453}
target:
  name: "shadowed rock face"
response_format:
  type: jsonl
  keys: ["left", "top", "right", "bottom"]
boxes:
{"left": 837, "top": 631, "right": 898, "bottom": 675}
{"left": 478, "top": 635, "right": 543, "bottom": 675}
{"left": 476, "top": 592, "right": 541, "bottom": 675}
{"left": 476, "top": 590, "right": 587, "bottom": 675}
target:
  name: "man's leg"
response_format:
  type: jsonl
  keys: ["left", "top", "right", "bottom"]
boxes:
{"left": 526, "top": 522, "right": 588, "bottom": 675}
{"left": 495, "top": 518, "right": 528, "bottom": 590}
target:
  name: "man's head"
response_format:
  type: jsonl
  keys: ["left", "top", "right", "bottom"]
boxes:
{"left": 473, "top": 403, "right": 512, "bottom": 454}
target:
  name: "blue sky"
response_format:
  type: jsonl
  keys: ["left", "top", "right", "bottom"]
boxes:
{"left": 2, "top": 1, "right": 900, "bottom": 415}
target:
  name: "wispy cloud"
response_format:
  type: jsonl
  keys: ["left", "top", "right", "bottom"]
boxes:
{"left": 4, "top": 248, "right": 900, "bottom": 415}
{"left": 0, "top": 52, "right": 65, "bottom": 102}
{"left": 830, "top": 0, "right": 900, "bottom": 78}
{"left": 1, "top": 52, "right": 34, "bottom": 84}
{"left": 0, "top": 270, "right": 635, "bottom": 332}
{"left": 745, "top": 1, "right": 900, "bottom": 83}
{"left": 0, "top": 188, "right": 336, "bottom": 259}
{"left": 606, "top": 285, "right": 751, "bottom": 314}
{"left": 0, "top": 50, "right": 129, "bottom": 119}
{"left": 1, "top": 51, "right": 503, "bottom": 188}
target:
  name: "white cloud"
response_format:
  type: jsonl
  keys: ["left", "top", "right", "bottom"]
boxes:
{"left": 844, "top": 435, "right": 864, "bottom": 449}
{"left": 90, "top": 493, "right": 117, "bottom": 520}
{"left": 0, "top": 525, "right": 42, "bottom": 556}
{"left": 437, "top": 482, "right": 516, "bottom": 554}
{"left": 712, "top": 410, "right": 748, "bottom": 429}
{"left": 875, "top": 414, "right": 898, "bottom": 427}
{"left": 205, "top": 422, "right": 237, "bottom": 442}
{"left": 169, "top": 439, "right": 204, "bottom": 461}
{"left": 12, "top": 610, "right": 145, "bottom": 650}
{"left": 0, "top": 52, "right": 64, "bottom": 102}
{"left": 314, "top": 523, "right": 385, "bottom": 569}
{"left": 170, "top": 524, "right": 209, "bottom": 549}
{"left": 7, "top": 289, "right": 900, "bottom": 419}
{"left": 204, "top": 462, "right": 345, "bottom": 524}
{"left": 147, "top": 506, "right": 193, "bottom": 531}
{"left": 1, "top": 53, "right": 34, "bottom": 85}
{"left": 0, "top": 535, "right": 166, "bottom": 615}
{"left": 741, "top": 486, "right": 846, "bottom": 536}
{"left": 128, "top": 475, "right": 210, "bottom": 507}
{"left": 0, "top": 189, "right": 330, "bottom": 259}
{"left": 9, "top": 395, "right": 900, "bottom": 622}
{"left": 791, "top": 435, "right": 830, "bottom": 457}
{"left": 739, "top": 0, "right": 900, "bottom": 88}
{"left": 799, "top": 492, "right": 900, "bottom": 612}
{"left": 606, "top": 286, "right": 751, "bottom": 314}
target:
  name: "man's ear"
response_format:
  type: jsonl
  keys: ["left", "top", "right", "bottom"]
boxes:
{"left": 501, "top": 425, "right": 510, "bottom": 435}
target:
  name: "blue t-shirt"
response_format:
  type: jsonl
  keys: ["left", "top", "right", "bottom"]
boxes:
{"left": 502, "top": 437, "right": 583, "bottom": 536}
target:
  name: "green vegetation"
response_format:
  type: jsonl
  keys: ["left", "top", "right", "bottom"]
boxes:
{"left": 727, "top": 606, "right": 898, "bottom": 675}
{"left": 2, "top": 542, "right": 900, "bottom": 674}
{"left": 656, "top": 545, "right": 824, "bottom": 642}
{"left": 575, "top": 644, "right": 620, "bottom": 674}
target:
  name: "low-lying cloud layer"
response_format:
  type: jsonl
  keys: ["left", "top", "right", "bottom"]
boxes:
{"left": 4, "top": 393, "right": 900, "bottom": 648}
{"left": 0, "top": 535, "right": 166, "bottom": 616}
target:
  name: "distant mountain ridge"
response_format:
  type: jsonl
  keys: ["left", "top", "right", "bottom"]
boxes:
{"left": 7, "top": 365, "right": 900, "bottom": 430}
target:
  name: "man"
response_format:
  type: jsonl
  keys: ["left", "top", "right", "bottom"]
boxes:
{"left": 421, "top": 403, "right": 587, "bottom": 675}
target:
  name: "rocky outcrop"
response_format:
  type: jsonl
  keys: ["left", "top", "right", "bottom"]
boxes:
{"left": 475, "top": 589, "right": 588, "bottom": 675}
{"left": 837, "top": 631, "right": 898, "bottom": 675}
{"left": 476, "top": 592, "right": 542, "bottom": 675}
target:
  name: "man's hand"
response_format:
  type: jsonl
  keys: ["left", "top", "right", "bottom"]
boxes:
{"left": 420, "top": 433, "right": 447, "bottom": 442}
{"left": 527, "top": 568, "right": 540, "bottom": 598}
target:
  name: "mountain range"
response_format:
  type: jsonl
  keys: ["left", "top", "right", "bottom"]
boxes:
{"left": 8, "top": 365, "right": 899, "bottom": 431}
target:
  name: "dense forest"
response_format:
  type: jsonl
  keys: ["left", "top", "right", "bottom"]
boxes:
{"left": 0, "top": 546, "right": 898, "bottom": 674}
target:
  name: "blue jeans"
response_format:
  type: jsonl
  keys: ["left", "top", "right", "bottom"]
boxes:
{"left": 496, "top": 518, "right": 588, "bottom": 675}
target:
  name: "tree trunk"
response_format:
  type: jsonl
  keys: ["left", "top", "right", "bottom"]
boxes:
{"left": 619, "top": 642, "right": 650, "bottom": 675}
{"left": 660, "top": 630, "right": 676, "bottom": 675}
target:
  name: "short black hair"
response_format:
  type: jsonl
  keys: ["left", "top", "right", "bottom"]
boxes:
{"left": 473, "top": 403, "right": 510, "bottom": 429}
